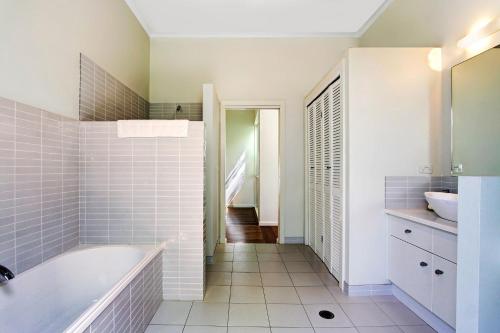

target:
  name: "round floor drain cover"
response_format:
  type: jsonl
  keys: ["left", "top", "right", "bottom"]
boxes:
{"left": 319, "top": 310, "right": 335, "bottom": 319}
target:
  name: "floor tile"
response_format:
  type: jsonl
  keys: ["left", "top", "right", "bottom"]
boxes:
{"left": 204, "top": 285, "right": 231, "bottom": 303}
{"left": 313, "top": 328, "right": 358, "bottom": 333}
{"left": 370, "top": 295, "right": 400, "bottom": 303}
{"left": 304, "top": 304, "right": 353, "bottom": 328}
{"left": 228, "top": 303, "right": 269, "bottom": 326}
{"left": 150, "top": 301, "right": 192, "bottom": 325}
{"left": 186, "top": 303, "right": 229, "bottom": 326}
{"left": 263, "top": 286, "right": 301, "bottom": 304}
{"left": 327, "top": 286, "right": 373, "bottom": 304}
{"left": 267, "top": 304, "right": 311, "bottom": 327}
{"left": 317, "top": 272, "right": 340, "bottom": 286}
{"left": 356, "top": 326, "right": 403, "bottom": 333}
{"left": 310, "top": 261, "right": 329, "bottom": 273}
{"left": 256, "top": 244, "right": 279, "bottom": 253}
{"left": 280, "top": 252, "right": 307, "bottom": 261}
{"left": 399, "top": 325, "right": 437, "bottom": 333}
{"left": 145, "top": 325, "right": 184, "bottom": 333}
{"left": 207, "top": 271, "right": 232, "bottom": 286}
{"left": 207, "top": 262, "right": 233, "bottom": 272}
{"left": 257, "top": 253, "right": 282, "bottom": 261}
{"left": 271, "top": 328, "right": 315, "bottom": 333}
{"left": 259, "top": 261, "right": 287, "bottom": 273}
{"left": 228, "top": 327, "right": 271, "bottom": 333}
{"left": 232, "top": 272, "right": 262, "bottom": 286}
{"left": 231, "top": 286, "right": 265, "bottom": 303}
{"left": 290, "top": 273, "right": 323, "bottom": 286}
{"left": 233, "top": 261, "right": 260, "bottom": 273}
{"left": 276, "top": 244, "right": 302, "bottom": 253}
{"left": 234, "top": 244, "right": 257, "bottom": 253}
{"left": 285, "top": 261, "right": 314, "bottom": 273}
{"left": 261, "top": 273, "right": 293, "bottom": 286}
{"left": 214, "top": 252, "right": 234, "bottom": 262}
{"left": 234, "top": 252, "right": 258, "bottom": 262}
{"left": 216, "top": 244, "right": 235, "bottom": 253}
{"left": 377, "top": 302, "right": 425, "bottom": 326}
{"left": 183, "top": 326, "right": 228, "bottom": 333}
{"left": 340, "top": 303, "right": 394, "bottom": 327}
{"left": 296, "top": 286, "right": 337, "bottom": 304}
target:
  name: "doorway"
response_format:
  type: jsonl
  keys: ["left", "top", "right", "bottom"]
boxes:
{"left": 220, "top": 104, "right": 282, "bottom": 243}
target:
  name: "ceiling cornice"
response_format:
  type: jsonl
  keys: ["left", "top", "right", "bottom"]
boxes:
{"left": 125, "top": 0, "right": 392, "bottom": 39}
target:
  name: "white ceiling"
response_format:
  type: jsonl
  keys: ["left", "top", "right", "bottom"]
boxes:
{"left": 125, "top": 0, "right": 390, "bottom": 37}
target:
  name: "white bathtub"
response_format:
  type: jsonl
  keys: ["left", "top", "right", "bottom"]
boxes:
{"left": 0, "top": 244, "right": 164, "bottom": 333}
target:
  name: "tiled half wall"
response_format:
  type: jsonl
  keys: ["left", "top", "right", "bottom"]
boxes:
{"left": 0, "top": 97, "right": 79, "bottom": 274}
{"left": 79, "top": 54, "right": 149, "bottom": 121}
{"left": 149, "top": 103, "right": 203, "bottom": 121}
{"left": 79, "top": 121, "right": 205, "bottom": 300}
{"left": 83, "top": 253, "right": 162, "bottom": 333}
{"left": 385, "top": 176, "right": 458, "bottom": 209}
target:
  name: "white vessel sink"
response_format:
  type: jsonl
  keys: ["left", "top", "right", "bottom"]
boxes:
{"left": 424, "top": 192, "right": 458, "bottom": 222}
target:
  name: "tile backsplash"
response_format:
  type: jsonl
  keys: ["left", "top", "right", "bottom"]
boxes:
{"left": 79, "top": 121, "right": 205, "bottom": 300}
{"left": 149, "top": 103, "right": 203, "bottom": 121}
{"left": 0, "top": 97, "right": 79, "bottom": 274}
{"left": 79, "top": 54, "right": 149, "bottom": 121}
{"left": 385, "top": 176, "right": 458, "bottom": 209}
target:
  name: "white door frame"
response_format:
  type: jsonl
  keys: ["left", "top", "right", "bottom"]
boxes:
{"left": 220, "top": 101, "right": 286, "bottom": 244}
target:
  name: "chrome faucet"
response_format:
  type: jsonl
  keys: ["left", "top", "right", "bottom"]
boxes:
{"left": 0, "top": 265, "right": 15, "bottom": 283}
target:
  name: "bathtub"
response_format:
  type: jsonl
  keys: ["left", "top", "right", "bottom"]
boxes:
{"left": 0, "top": 244, "right": 164, "bottom": 333}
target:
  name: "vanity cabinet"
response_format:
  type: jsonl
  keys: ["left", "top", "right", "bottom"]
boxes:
{"left": 388, "top": 216, "right": 457, "bottom": 328}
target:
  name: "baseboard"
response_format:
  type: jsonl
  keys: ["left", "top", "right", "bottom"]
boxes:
{"left": 343, "top": 282, "right": 393, "bottom": 296}
{"left": 392, "top": 285, "right": 455, "bottom": 333}
{"left": 227, "top": 204, "right": 255, "bottom": 208}
{"left": 259, "top": 220, "right": 278, "bottom": 226}
{"left": 283, "top": 237, "right": 305, "bottom": 244}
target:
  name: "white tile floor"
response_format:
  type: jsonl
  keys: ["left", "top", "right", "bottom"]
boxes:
{"left": 147, "top": 244, "right": 436, "bottom": 333}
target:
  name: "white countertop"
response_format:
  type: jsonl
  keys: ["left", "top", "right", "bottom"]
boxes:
{"left": 385, "top": 208, "right": 458, "bottom": 235}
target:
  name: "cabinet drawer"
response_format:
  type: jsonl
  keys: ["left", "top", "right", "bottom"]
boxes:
{"left": 389, "top": 236, "right": 433, "bottom": 309}
{"left": 389, "top": 216, "right": 432, "bottom": 251}
{"left": 432, "top": 256, "right": 457, "bottom": 328}
{"left": 432, "top": 229, "right": 457, "bottom": 263}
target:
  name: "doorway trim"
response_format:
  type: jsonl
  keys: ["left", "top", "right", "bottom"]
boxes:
{"left": 220, "top": 100, "right": 286, "bottom": 244}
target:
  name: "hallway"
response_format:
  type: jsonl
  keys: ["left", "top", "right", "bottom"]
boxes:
{"left": 226, "top": 208, "right": 278, "bottom": 243}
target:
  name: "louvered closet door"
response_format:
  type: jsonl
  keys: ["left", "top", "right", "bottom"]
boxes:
{"left": 322, "top": 86, "right": 332, "bottom": 269}
{"left": 329, "top": 80, "right": 343, "bottom": 280}
{"left": 307, "top": 104, "right": 316, "bottom": 249}
{"left": 313, "top": 98, "right": 324, "bottom": 258}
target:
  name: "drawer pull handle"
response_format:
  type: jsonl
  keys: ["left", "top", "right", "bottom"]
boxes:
{"left": 419, "top": 262, "right": 428, "bottom": 267}
{"left": 435, "top": 269, "right": 444, "bottom": 275}
{"left": 404, "top": 229, "right": 412, "bottom": 234}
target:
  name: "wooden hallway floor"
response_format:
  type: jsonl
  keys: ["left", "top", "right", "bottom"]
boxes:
{"left": 225, "top": 207, "right": 278, "bottom": 243}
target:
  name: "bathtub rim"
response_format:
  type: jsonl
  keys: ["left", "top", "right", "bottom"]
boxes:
{"left": 64, "top": 242, "right": 166, "bottom": 333}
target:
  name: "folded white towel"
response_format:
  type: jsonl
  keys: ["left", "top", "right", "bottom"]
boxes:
{"left": 117, "top": 120, "right": 189, "bottom": 138}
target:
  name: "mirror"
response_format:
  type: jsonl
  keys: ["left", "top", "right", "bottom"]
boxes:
{"left": 451, "top": 45, "right": 500, "bottom": 176}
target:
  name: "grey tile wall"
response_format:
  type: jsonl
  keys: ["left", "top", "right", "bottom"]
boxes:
{"left": 385, "top": 176, "right": 458, "bottom": 209}
{"left": 79, "top": 121, "right": 205, "bottom": 300}
{"left": 0, "top": 97, "right": 79, "bottom": 275}
{"left": 79, "top": 54, "right": 149, "bottom": 121}
{"left": 85, "top": 253, "right": 162, "bottom": 333}
{"left": 149, "top": 103, "right": 203, "bottom": 121}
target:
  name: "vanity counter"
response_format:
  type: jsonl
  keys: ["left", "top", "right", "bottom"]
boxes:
{"left": 385, "top": 208, "right": 458, "bottom": 235}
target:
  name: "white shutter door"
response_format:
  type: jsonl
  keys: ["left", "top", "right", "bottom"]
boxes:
{"left": 330, "top": 80, "right": 343, "bottom": 280}
{"left": 307, "top": 105, "right": 315, "bottom": 249}
{"left": 322, "top": 86, "right": 332, "bottom": 269}
{"left": 314, "top": 98, "right": 323, "bottom": 258}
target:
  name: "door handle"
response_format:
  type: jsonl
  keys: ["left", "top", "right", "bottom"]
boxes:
{"left": 404, "top": 229, "right": 412, "bottom": 234}
{"left": 419, "top": 262, "right": 428, "bottom": 267}
{"left": 435, "top": 269, "right": 444, "bottom": 275}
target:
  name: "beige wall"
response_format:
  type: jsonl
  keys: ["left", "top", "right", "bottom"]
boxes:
{"left": 360, "top": 0, "right": 500, "bottom": 174}
{"left": 150, "top": 37, "right": 358, "bottom": 239}
{"left": 0, "top": 0, "right": 150, "bottom": 119}
{"left": 346, "top": 48, "right": 441, "bottom": 285}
